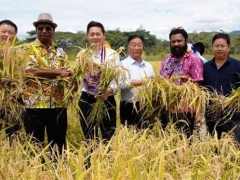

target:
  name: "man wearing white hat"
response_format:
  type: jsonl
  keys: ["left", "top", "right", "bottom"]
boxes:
{"left": 22, "top": 13, "right": 72, "bottom": 154}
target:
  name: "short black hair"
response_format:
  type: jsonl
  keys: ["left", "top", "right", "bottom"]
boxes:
{"left": 127, "top": 34, "right": 144, "bottom": 45}
{"left": 169, "top": 28, "right": 188, "bottom": 40}
{"left": 87, "top": 21, "right": 105, "bottom": 34}
{"left": 212, "top": 33, "right": 230, "bottom": 45}
{"left": 0, "top": 19, "right": 18, "bottom": 33}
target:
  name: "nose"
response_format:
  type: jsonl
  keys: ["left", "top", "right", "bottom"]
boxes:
{"left": 42, "top": 28, "right": 47, "bottom": 33}
{"left": 93, "top": 34, "right": 98, "bottom": 39}
{"left": 173, "top": 41, "right": 179, "bottom": 46}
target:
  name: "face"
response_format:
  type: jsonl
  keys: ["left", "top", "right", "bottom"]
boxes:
{"left": 128, "top": 37, "right": 144, "bottom": 61}
{"left": 170, "top": 33, "right": 187, "bottom": 57}
{"left": 87, "top": 26, "right": 105, "bottom": 47}
{"left": 36, "top": 23, "right": 55, "bottom": 46}
{"left": 212, "top": 38, "right": 230, "bottom": 60}
{"left": 0, "top": 23, "right": 17, "bottom": 44}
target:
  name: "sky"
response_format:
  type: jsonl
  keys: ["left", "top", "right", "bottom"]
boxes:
{"left": 1, "top": 0, "right": 240, "bottom": 40}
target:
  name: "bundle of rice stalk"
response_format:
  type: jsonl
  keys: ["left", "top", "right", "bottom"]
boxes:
{"left": 63, "top": 46, "right": 97, "bottom": 105}
{"left": 87, "top": 53, "right": 125, "bottom": 123}
{"left": 0, "top": 40, "right": 26, "bottom": 124}
{"left": 206, "top": 88, "right": 240, "bottom": 124}
{"left": 222, "top": 87, "right": 240, "bottom": 110}
{"left": 132, "top": 77, "right": 169, "bottom": 118}
{"left": 133, "top": 76, "right": 211, "bottom": 119}
{"left": 72, "top": 46, "right": 96, "bottom": 84}
{"left": 171, "top": 78, "right": 209, "bottom": 113}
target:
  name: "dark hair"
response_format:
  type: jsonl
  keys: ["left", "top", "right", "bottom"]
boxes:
{"left": 0, "top": 19, "right": 18, "bottom": 33}
{"left": 169, "top": 28, "right": 188, "bottom": 40}
{"left": 212, "top": 33, "right": 230, "bottom": 45}
{"left": 127, "top": 34, "right": 144, "bottom": 45}
{"left": 87, "top": 21, "right": 105, "bottom": 34}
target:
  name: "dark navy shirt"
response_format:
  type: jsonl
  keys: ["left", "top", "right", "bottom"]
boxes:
{"left": 203, "top": 56, "right": 240, "bottom": 96}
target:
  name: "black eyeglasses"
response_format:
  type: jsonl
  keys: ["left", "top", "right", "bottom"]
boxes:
{"left": 170, "top": 26, "right": 184, "bottom": 32}
{"left": 37, "top": 26, "right": 53, "bottom": 31}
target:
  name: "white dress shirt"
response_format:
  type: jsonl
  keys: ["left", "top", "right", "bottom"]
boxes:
{"left": 120, "top": 55, "right": 155, "bottom": 102}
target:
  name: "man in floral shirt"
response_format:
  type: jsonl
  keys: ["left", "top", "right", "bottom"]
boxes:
{"left": 22, "top": 13, "right": 72, "bottom": 154}
{"left": 159, "top": 27, "right": 203, "bottom": 137}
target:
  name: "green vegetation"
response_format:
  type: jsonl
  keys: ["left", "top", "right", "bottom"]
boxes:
{"left": 20, "top": 28, "right": 240, "bottom": 62}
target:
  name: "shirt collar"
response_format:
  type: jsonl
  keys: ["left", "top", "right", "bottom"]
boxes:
{"left": 129, "top": 55, "right": 145, "bottom": 65}
{"left": 211, "top": 56, "right": 231, "bottom": 66}
{"left": 34, "top": 38, "right": 57, "bottom": 49}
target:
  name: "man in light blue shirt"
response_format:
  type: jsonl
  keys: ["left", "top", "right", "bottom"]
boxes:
{"left": 120, "top": 35, "right": 155, "bottom": 128}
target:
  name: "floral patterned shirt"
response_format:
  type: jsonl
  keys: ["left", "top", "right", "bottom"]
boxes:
{"left": 22, "top": 39, "right": 70, "bottom": 108}
{"left": 159, "top": 51, "right": 204, "bottom": 113}
{"left": 160, "top": 51, "right": 203, "bottom": 84}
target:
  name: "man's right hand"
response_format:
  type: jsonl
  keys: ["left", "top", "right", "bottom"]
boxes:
{"left": 60, "top": 69, "right": 73, "bottom": 78}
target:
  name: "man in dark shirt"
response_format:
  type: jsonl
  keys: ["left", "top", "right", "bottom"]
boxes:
{"left": 203, "top": 33, "right": 240, "bottom": 143}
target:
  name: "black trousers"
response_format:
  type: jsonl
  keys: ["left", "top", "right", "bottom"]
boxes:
{"left": 0, "top": 98, "right": 23, "bottom": 143}
{"left": 206, "top": 113, "right": 240, "bottom": 143}
{"left": 161, "top": 112, "right": 195, "bottom": 137}
{"left": 23, "top": 108, "right": 67, "bottom": 154}
{"left": 120, "top": 101, "right": 149, "bottom": 129}
{"left": 78, "top": 92, "right": 116, "bottom": 141}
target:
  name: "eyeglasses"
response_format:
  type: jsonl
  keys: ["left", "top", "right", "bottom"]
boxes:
{"left": 213, "top": 45, "right": 227, "bottom": 50}
{"left": 37, "top": 26, "right": 53, "bottom": 31}
{"left": 170, "top": 26, "right": 184, "bottom": 32}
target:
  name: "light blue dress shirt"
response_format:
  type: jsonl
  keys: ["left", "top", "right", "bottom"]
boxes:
{"left": 120, "top": 55, "right": 155, "bottom": 102}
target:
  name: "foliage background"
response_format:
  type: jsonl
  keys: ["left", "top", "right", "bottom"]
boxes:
{"left": 19, "top": 28, "right": 240, "bottom": 62}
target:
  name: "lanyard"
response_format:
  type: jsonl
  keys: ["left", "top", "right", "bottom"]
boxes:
{"left": 99, "top": 46, "right": 106, "bottom": 63}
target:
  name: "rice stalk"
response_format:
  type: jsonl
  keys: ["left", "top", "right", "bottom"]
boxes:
{"left": 1, "top": 123, "right": 240, "bottom": 179}
{"left": 71, "top": 46, "right": 96, "bottom": 87}
{"left": 86, "top": 49, "right": 125, "bottom": 123}
{"left": 0, "top": 39, "right": 26, "bottom": 124}
{"left": 133, "top": 76, "right": 211, "bottom": 120}
{"left": 205, "top": 89, "right": 240, "bottom": 125}
{"left": 158, "top": 148, "right": 165, "bottom": 179}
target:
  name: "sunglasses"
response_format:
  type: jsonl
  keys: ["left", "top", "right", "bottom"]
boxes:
{"left": 37, "top": 26, "right": 53, "bottom": 31}
{"left": 170, "top": 26, "right": 184, "bottom": 32}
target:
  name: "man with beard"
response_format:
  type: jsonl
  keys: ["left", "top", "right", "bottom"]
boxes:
{"left": 159, "top": 27, "right": 203, "bottom": 137}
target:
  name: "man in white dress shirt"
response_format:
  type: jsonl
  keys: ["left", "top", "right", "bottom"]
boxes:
{"left": 120, "top": 35, "right": 155, "bottom": 129}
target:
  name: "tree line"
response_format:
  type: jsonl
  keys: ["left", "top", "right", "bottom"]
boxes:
{"left": 20, "top": 27, "right": 240, "bottom": 60}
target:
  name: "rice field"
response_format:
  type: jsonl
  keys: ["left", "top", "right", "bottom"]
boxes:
{"left": 1, "top": 51, "right": 240, "bottom": 179}
{"left": 1, "top": 118, "right": 240, "bottom": 180}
